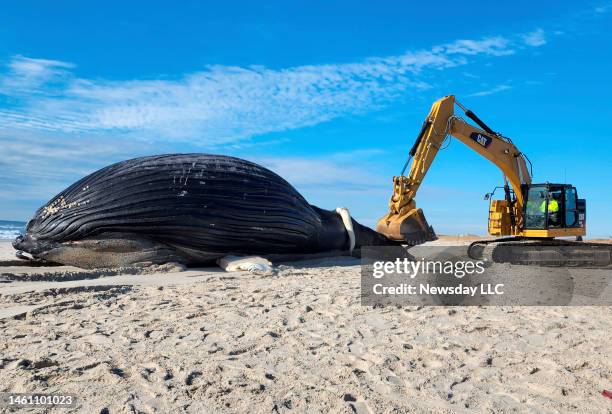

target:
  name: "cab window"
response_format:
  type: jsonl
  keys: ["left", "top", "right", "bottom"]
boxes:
{"left": 525, "top": 186, "right": 547, "bottom": 229}
{"left": 565, "top": 187, "right": 578, "bottom": 227}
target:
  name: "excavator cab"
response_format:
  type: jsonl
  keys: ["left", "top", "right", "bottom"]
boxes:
{"left": 521, "top": 184, "right": 586, "bottom": 237}
{"left": 473, "top": 183, "right": 596, "bottom": 266}
{"left": 485, "top": 184, "right": 586, "bottom": 238}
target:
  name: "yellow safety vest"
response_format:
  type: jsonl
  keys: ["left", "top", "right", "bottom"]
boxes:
{"left": 540, "top": 199, "right": 559, "bottom": 213}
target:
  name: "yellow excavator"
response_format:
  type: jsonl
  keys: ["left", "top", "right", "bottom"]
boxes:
{"left": 376, "top": 95, "right": 610, "bottom": 266}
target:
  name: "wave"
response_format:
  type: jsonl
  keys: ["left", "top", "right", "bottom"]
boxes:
{"left": 0, "top": 220, "right": 26, "bottom": 240}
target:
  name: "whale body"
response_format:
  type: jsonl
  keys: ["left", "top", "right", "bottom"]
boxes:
{"left": 13, "top": 154, "right": 397, "bottom": 268}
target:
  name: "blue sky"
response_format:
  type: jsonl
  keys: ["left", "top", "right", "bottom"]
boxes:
{"left": 0, "top": 1, "right": 611, "bottom": 237}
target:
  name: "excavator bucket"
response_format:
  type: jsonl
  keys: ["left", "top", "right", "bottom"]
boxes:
{"left": 376, "top": 207, "right": 437, "bottom": 245}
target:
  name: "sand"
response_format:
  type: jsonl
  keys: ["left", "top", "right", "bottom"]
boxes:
{"left": 0, "top": 240, "right": 611, "bottom": 413}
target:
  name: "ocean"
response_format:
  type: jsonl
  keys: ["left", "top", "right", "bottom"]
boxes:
{"left": 0, "top": 220, "right": 26, "bottom": 240}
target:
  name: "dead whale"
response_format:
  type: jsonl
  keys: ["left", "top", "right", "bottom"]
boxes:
{"left": 13, "top": 154, "right": 398, "bottom": 268}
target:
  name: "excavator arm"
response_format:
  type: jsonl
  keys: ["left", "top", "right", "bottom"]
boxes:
{"left": 377, "top": 95, "right": 532, "bottom": 243}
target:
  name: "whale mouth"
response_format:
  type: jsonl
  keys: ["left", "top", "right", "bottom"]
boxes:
{"left": 12, "top": 233, "right": 58, "bottom": 259}
{"left": 12, "top": 235, "right": 32, "bottom": 261}
{"left": 12, "top": 234, "right": 33, "bottom": 252}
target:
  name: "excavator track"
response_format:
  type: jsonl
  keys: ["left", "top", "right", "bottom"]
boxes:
{"left": 467, "top": 238, "right": 612, "bottom": 268}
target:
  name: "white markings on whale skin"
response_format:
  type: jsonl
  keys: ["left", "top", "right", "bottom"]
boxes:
{"left": 172, "top": 163, "right": 198, "bottom": 187}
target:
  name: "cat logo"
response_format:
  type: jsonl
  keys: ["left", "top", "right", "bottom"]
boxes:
{"left": 470, "top": 132, "right": 492, "bottom": 148}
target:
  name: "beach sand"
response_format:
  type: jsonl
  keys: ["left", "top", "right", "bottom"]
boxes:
{"left": 0, "top": 240, "right": 610, "bottom": 413}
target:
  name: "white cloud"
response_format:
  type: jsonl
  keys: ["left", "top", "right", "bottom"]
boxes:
{"left": 261, "top": 151, "right": 386, "bottom": 190}
{"left": 436, "top": 37, "right": 514, "bottom": 56}
{"left": 522, "top": 29, "right": 547, "bottom": 47}
{"left": 0, "top": 130, "right": 147, "bottom": 201}
{"left": 0, "top": 32, "right": 543, "bottom": 145}
{"left": 468, "top": 84, "right": 512, "bottom": 97}
{"left": 0, "top": 56, "right": 74, "bottom": 95}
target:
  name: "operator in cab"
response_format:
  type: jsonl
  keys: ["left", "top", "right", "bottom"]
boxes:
{"left": 540, "top": 192, "right": 560, "bottom": 226}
